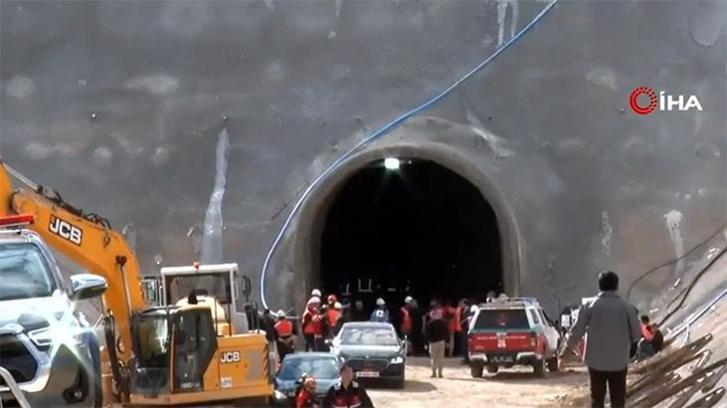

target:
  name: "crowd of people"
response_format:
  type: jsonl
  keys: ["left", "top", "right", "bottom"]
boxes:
{"left": 262, "top": 275, "right": 665, "bottom": 408}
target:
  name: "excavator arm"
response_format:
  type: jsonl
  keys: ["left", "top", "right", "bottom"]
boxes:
{"left": 0, "top": 161, "right": 145, "bottom": 366}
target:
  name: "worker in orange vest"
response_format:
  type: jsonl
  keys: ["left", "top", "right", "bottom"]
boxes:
{"left": 400, "top": 296, "right": 414, "bottom": 338}
{"left": 302, "top": 297, "right": 324, "bottom": 351}
{"left": 324, "top": 295, "right": 342, "bottom": 339}
{"left": 275, "top": 310, "right": 295, "bottom": 361}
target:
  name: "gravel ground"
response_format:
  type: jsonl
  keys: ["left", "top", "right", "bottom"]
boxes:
{"left": 367, "top": 357, "right": 588, "bottom": 408}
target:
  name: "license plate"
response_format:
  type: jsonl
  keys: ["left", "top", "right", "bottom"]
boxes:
{"left": 492, "top": 355, "right": 514, "bottom": 363}
{"left": 356, "top": 371, "right": 380, "bottom": 378}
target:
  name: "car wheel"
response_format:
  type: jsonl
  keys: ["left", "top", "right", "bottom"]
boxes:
{"left": 547, "top": 354, "right": 560, "bottom": 372}
{"left": 470, "top": 364, "right": 484, "bottom": 378}
{"left": 84, "top": 331, "right": 103, "bottom": 408}
{"left": 533, "top": 358, "right": 546, "bottom": 378}
{"left": 486, "top": 365, "right": 499, "bottom": 374}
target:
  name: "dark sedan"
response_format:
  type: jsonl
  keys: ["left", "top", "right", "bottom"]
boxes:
{"left": 273, "top": 352, "right": 341, "bottom": 406}
{"left": 330, "top": 322, "right": 406, "bottom": 388}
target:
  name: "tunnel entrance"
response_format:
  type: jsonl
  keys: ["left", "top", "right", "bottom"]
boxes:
{"left": 318, "top": 158, "right": 503, "bottom": 312}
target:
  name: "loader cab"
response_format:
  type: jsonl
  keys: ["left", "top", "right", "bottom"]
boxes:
{"left": 129, "top": 306, "right": 217, "bottom": 397}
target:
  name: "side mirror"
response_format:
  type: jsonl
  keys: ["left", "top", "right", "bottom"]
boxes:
{"left": 70, "top": 274, "right": 107, "bottom": 300}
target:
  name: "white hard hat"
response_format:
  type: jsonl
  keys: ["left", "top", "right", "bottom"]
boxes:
{"left": 277, "top": 309, "right": 286, "bottom": 318}
{"left": 311, "top": 289, "right": 322, "bottom": 297}
{"left": 404, "top": 296, "right": 413, "bottom": 304}
{"left": 334, "top": 302, "right": 342, "bottom": 310}
{"left": 376, "top": 298, "right": 385, "bottom": 306}
{"left": 308, "top": 296, "right": 321, "bottom": 305}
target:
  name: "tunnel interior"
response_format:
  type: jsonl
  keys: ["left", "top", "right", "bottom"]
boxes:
{"left": 318, "top": 158, "right": 503, "bottom": 314}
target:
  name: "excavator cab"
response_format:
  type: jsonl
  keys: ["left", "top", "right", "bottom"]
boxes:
{"left": 129, "top": 306, "right": 218, "bottom": 398}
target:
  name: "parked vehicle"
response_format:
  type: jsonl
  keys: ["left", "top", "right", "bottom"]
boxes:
{"left": 0, "top": 217, "right": 107, "bottom": 407}
{"left": 467, "top": 297, "right": 561, "bottom": 378}
{"left": 330, "top": 322, "right": 406, "bottom": 388}
{"left": 273, "top": 352, "right": 341, "bottom": 406}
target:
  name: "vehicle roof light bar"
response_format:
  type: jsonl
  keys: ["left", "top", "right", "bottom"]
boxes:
{"left": 0, "top": 214, "right": 34, "bottom": 228}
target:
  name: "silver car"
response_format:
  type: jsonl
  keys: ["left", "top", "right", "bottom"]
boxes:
{"left": 0, "top": 229, "right": 107, "bottom": 407}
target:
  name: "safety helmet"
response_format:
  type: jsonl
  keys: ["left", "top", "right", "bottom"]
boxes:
{"left": 327, "top": 294, "right": 337, "bottom": 303}
{"left": 311, "top": 289, "right": 322, "bottom": 297}
{"left": 277, "top": 309, "right": 286, "bottom": 318}
{"left": 334, "top": 302, "right": 342, "bottom": 310}
{"left": 308, "top": 296, "right": 321, "bottom": 306}
{"left": 376, "top": 298, "right": 386, "bottom": 306}
{"left": 404, "top": 296, "right": 413, "bottom": 304}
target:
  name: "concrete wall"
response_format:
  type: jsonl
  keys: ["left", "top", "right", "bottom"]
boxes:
{"left": 2, "top": 0, "right": 725, "bottom": 313}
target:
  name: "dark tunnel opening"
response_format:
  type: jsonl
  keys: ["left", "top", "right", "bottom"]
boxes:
{"left": 319, "top": 158, "right": 503, "bottom": 314}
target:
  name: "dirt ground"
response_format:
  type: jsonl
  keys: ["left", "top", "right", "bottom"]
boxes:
{"left": 367, "top": 357, "right": 589, "bottom": 407}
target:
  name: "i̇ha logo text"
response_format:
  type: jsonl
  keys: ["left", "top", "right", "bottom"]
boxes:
{"left": 629, "top": 87, "right": 703, "bottom": 115}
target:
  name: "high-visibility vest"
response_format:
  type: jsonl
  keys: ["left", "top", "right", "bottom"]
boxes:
{"left": 302, "top": 309, "right": 323, "bottom": 335}
{"left": 275, "top": 319, "right": 294, "bottom": 337}
{"left": 454, "top": 306, "right": 463, "bottom": 333}
{"left": 326, "top": 309, "right": 341, "bottom": 329}
{"left": 400, "top": 307, "right": 412, "bottom": 334}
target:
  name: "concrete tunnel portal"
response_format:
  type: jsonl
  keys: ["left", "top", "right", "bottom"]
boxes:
{"left": 294, "top": 156, "right": 515, "bottom": 314}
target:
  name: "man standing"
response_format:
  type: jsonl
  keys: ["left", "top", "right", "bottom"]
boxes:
{"left": 323, "top": 364, "right": 374, "bottom": 408}
{"left": 561, "top": 271, "right": 640, "bottom": 408}
{"left": 369, "top": 298, "right": 390, "bottom": 323}
{"left": 274, "top": 310, "right": 295, "bottom": 361}
{"left": 425, "top": 300, "right": 449, "bottom": 378}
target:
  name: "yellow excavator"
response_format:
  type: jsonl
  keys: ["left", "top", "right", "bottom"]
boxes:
{"left": 0, "top": 161, "right": 273, "bottom": 405}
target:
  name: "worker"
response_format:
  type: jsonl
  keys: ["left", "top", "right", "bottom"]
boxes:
{"left": 425, "top": 300, "right": 448, "bottom": 378}
{"left": 445, "top": 300, "right": 457, "bottom": 357}
{"left": 275, "top": 310, "right": 295, "bottom": 361}
{"left": 408, "top": 298, "right": 424, "bottom": 355}
{"left": 399, "top": 296, "right": 413, "bottom": 338}
{"left": 561, "top": 271, "right": 640, "bottom": 408}
{"left": 324, "top": 296, "right": 342, "bottom": 339}
{"left": 637, "top": 315, "right": 664, "bottom": 359}
{"left": 295, "top": 374, "right": 321, "bottom": 408}
{"left": 302, "top": 297, "right": 324, "bottom": 351}
{"left": 457, "top": 298, "right": 471, "bottom": 362}
{"left": 322, "top": 363, "right": 374, "bottom": 408}
{"left": 351, "top": 300, "right": 367, "bottom": 322}
{"left": 369, "top": 298, "right": 390, "bottom": 323}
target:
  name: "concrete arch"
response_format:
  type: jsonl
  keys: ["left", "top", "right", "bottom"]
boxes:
{"left": 284, "top": 125, "right": 522, "bottom": 309}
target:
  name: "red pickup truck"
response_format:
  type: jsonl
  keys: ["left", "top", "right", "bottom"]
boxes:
{"left": 467, "top": 298, "right": 561, "bottom": 378}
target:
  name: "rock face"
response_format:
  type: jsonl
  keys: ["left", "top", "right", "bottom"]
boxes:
{"left": 1, "top": 1, "right": 725, "bottom": 312}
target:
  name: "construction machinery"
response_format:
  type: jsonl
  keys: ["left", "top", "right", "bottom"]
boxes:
{"left": 0, "top": 161, "right": 273, "bottom": 405}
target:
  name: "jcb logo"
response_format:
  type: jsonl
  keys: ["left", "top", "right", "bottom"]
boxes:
{"left": 220, "top": 351, "right": 241, "bottom": 364}
{"left": 49, "top": 216, "right": 83, "bottom": 246}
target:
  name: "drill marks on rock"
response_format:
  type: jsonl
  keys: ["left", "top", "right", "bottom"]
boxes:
{"left": 496, "top": 0, "right": 519, "bottom": 47}
{"left": 124, "top": 74, "right": 179, "bottom": 96}
{"left": 601, "top": 211, "right": 612, "bottom": 256}
{"left": 664, "top": 210, "right": 685, "bottom": 278}
{"left": 201, "top": 129, "right": 230, "bottom": 264}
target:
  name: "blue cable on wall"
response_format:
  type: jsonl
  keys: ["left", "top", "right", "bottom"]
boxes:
{"left": 260, "top": 0, "right": 560, "bottom": 309}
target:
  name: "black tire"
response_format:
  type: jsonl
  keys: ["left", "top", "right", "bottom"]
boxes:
{"left": 486, "top": 365, "right": 499, "bottom": 374}
{"left": 470, "top": 364, "right": 484, "bottom": 378}
{"left": 533, "top": 358, "right": 546, "bottom": 378}
{"left": 547, "top": 355, "right": 560, "bottom": 372}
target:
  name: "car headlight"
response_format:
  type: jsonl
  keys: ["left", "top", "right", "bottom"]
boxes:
{"left": 390, "top": 356, "right": 404, "bottom": 364}
{"left": 273, "top": 390, "right": 287, "bottom": 400}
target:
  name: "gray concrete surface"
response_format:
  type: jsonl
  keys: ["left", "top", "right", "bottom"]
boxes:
{"left": 1, "top": 0, "right": 726, "bottom": 314}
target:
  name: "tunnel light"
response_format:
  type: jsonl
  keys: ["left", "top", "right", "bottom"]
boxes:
{"left": 384, "top": 157, "right": 400, "bottom": 170}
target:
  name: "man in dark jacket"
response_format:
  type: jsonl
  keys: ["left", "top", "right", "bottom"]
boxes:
{"left": 425, "top": 300, "right": 449, "bottom": 378}
{"left": 322, "top": 364, "right": 374, "bottom": 408}
{"left": 561, "top": 271, "right": 641, "bottom": 408}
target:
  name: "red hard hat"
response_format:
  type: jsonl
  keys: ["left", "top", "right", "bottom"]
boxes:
{"left": 327, "top": 294, "right": 337, "bottom": 303}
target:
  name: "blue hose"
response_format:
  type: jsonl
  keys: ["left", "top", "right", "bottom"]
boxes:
{"left": 260, "top": 0, "right": 560, "bottom": 309}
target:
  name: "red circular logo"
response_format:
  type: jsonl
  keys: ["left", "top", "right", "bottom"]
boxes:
{"left": 629, "top": 87, "right": 658, "bottom": 115}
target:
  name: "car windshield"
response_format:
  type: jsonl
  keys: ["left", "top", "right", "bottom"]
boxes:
{"left": 0, "top": 243, "right": 56, "bottom": 301}
{"left": 278, "top": 357, "right": 340, "bottom": 380}
{"left": 474, "top": 309, "right": 530, "bottom": 330}
{"left": 340, "top": 326, "right": 399, "bottom": 346}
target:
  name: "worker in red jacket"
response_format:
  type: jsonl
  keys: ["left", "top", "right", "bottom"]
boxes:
{"left": 322, "top": 364, "right": 374, "bottom": 408}
{"left": 274, "top": 310, "right": 295, "bottom": 361}
{"left": 324, "top": 295, "right": 342, "bottom": 338}
{"left": 400, "top": 296, "right": 413, "bottom": 338}
{"left": 302, "top": 297, "right": 324, "bottom": 351}
{"left": 296, "top": 374, "right": 321, "bottom": 408}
